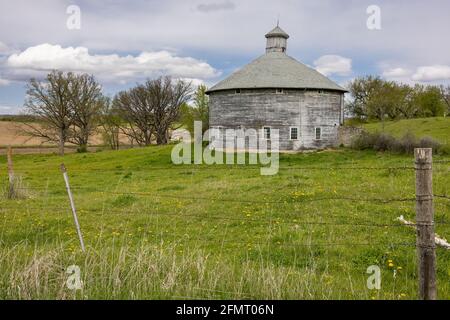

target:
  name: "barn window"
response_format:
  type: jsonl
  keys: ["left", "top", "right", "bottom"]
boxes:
{"left": 276, "top": 89, "right": 284, "bottom": 94}
{"left": 263, "top": 127, "right": 271, "bottom": 140}
{"left": 210, "top": 126, "right": 222, "bottom": 140}
{"left": 235, "top": 89, "right": 241, "bottom": 94}
{"left": 318, "top": 90, "right": 324, "bottom": 94}
{"left": 290, "top": 127, "right": 299, "bottom": 140}
{"left": 315, "top": 127, "right": 322, "bottom": 140}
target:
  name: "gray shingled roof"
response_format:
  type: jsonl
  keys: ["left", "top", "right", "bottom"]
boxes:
{"left": 206, "top": 52, "right": 347, "bottom": 93}
{"left": 265, "top": 26, "right": 289, "bottom": 39}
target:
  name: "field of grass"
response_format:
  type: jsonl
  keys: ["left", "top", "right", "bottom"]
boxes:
{"left": 0, "top": 146, "right": 449, "bottom": 299}
{"left": 363, "top": 117, "right": 450, "bottom": 144}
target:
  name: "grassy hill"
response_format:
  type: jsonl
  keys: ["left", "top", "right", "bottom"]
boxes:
{"left": 0, "top": 146, "right": 449, "bottom": 299}
{"left": 363, "top": 117, "right": 450, "bottom": 144}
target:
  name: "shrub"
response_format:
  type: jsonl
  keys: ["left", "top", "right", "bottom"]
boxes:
{"left": 373, "top": 133, "right": 396, "bottom": 152}
{"left": 351, "top": 131, "right": 444, "bottom": 155}
{"left": 397, "top": 132, "right": 417, "bottom": 154}
{"left": 419, "top": 136, "right": 441, "bottom": 150}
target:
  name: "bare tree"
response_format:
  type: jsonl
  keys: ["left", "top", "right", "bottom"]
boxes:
{"left": 113, "top": 77, "right": 192, "bottom": 146}
{"left": 23, "top": 71, "right": 74, "bottom": 155}
{"left": 67, "top": 74, "right": 103, "bottom": 152}
{"left": 149, "top": 77, "right": 192, "bottom": 144}
{"left": 113, "top": 84, "right": 154, "bottom": 146}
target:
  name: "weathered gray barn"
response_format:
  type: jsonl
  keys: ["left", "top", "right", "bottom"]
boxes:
{"left": 206, "top": 25, "right": 347, "bottom": 151}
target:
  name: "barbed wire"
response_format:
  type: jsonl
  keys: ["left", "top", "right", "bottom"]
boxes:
{"left": 83, "top": 190, "right": 417, "bottom": 205}
{"left": 1, "top": 205, "right": 449, "bottom": 227}
{"left": 0, "top": 165, "right": 422, "bottom": 172}
{"left": 434, "top": 194, "right": 450, "bottom": 200}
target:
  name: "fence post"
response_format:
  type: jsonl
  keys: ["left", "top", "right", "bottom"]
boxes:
{"left": 61, "top": 163, "right": 86, "bottom": 252}
{"left": 414, "top": 148, "right": 436, "bottom": 300}
{"left": 6, "top": 146, "right": 15, "bottom": 199}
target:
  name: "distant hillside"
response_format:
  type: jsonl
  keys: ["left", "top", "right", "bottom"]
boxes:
{"left": 0, "top": 114, "right": 36, "bottom": 122}
{"left": 363, "top": 117, "right": 450, "bottom": 144}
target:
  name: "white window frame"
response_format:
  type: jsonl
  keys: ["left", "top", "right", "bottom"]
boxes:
{"left": 262, "top": 126, "right": 271, "bottom": 140}
{"left": 211, "top": 126, "right": 223, "bottom": 140}
{"left": 314, "top": 127, "right": 322, "bottom": 140}
{"left": 276, "top": 89, "right": 284, "bottom": 94}
{"left": 289, "top": 127, "right": 299, "bottom": 140}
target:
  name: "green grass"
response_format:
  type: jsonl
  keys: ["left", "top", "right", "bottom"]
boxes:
{"left": 363, "top": 117, "right": 450, "bottom": 144}
{"left": 0, "top": 146, "right": 449, "bottom": 299}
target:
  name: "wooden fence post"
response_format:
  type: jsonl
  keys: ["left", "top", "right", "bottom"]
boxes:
{"left": 6, "top": 146, "right": 15, "bottom": 199}
{"left": 414, "top": 148, "right": 436, "bottom": 300}
{"left": 61, "top": 163, "right": 86, "bottom": 252}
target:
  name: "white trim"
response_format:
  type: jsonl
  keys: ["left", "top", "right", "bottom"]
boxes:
{"left": 289, "top": 126, "right": 299, "bottom": 140}
{"left": 314, "top": 127, "right": 322, "bottom": 140}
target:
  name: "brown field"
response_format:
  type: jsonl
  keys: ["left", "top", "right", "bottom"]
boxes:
{"left": 0, "top": 121, "right": 112, "bottom": 154}
{"left": 0, "top": 121, "right": 189, "bottom": 154}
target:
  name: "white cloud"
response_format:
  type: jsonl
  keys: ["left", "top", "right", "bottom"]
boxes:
{"left": 382, "top": 67, "right": 412, "bottom": 79}
{"left": 0, "top": 41, "right": 9, "bottom": 53}
{"left": 0, "top": 105, "right": 15, "bottom": 114}
{"left": 412, "top": 65, "right": 450, "bottom": 82}
{"left": 0, "top": 78, "right": 10, "bottom": 86}
{"left": 313, "top": 55, "right": 352, "bottom": 76}
{"left": 6, "top": 43, "right": 219, "bottom": 83}
{"left": 197, "top": 1, "right": 236, "bottom": 13}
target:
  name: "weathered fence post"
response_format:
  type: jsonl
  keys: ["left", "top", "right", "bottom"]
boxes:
{"left": 6, "top": 146, "right": 15, "bottom": 199}
{"left": 61, "top": 163, "right": 85, "bottom": 252}
{"left": 414, "top": 148, "right": 436, "bottom": 300}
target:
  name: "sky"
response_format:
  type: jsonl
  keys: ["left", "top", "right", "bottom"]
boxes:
{"left": 1, "top": 0, "right": 450, "bottom": 114}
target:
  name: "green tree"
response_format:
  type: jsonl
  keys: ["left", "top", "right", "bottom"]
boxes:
{"left": 347, "top": 76, "right": 384, "bottom": 120}
{"left": 413, "top": 85, "right": 446, "bottom": 117}
{"left": 180, "top": 85, "right": 209, "bottom": 135}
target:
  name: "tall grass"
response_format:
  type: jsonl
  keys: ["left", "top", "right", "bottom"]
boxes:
{"left": 0, "top": 240, "right": 390, "bottom": 300}
{"left": 1, "top": 175, "right": 28, "bottom": 200}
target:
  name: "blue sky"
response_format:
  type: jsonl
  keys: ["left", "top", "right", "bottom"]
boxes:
{"left": 1, "top": 0, "right": 450, "bottom": 114}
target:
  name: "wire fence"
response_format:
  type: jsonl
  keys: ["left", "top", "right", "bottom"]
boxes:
{"left": 1, "top": 152, "right": 450, "bottom": 300}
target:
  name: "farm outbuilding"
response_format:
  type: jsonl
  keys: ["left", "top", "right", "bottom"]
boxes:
{"left": 206, "top": 25, "right": 347, "bottom": 151}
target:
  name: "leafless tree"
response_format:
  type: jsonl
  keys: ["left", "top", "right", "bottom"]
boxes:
{"left": 113, "top": 84, "right": 154, "bottom": 146}
{"left": 67, "top": 74, "right": 103, "bottom": 151}
{"left": 149, "top": 77, "right": 193, "bottom": 144}
{"left": 23, "top": 71, "right": 74, "bottom": 155}
{"left": 23, "top": 71, "right": 104, "bottom": 154}
{"left": 113, "top": 76, "right": 192, "bottom": 146}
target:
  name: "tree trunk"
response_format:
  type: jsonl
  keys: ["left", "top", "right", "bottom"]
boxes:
{"left": 156, "top": 130, "right": 168, "bottom": 145}
{"left": 59, "top": 128, "right": 65, "bottom": 156}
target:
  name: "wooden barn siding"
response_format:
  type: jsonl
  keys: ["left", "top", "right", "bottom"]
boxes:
{"left": 209, "top": 89, "right": 343, "bottom": 150}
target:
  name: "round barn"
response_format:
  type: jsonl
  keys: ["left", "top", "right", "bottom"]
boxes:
{"left": 206, "top": 25, "right": 347, "bottom": 151}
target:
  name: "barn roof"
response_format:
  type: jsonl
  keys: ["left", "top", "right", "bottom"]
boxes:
{"left": 265, "top": 26, "right": 289, "bottom": 39}
{"left": 206, "top": 52, "right": 347, "bottom": 93}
